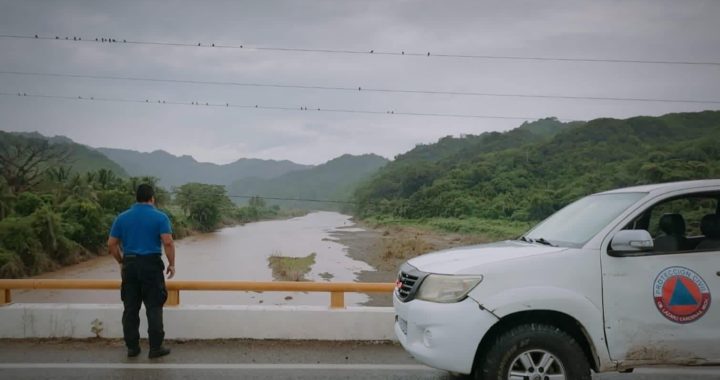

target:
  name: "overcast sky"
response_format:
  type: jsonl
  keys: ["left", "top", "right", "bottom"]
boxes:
{"left": 1, "top": 0, "right": 719, "bottom": 165}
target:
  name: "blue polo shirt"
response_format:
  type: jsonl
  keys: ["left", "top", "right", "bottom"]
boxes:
{"left": 109, "top": 204, "right": 172, "bottom": 255}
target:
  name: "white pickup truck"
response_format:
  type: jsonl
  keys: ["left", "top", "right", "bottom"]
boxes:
{"left": 394, "top": 180, "right": 720, "bottom": 380}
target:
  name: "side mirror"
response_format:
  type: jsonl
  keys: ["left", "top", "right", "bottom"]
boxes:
{"left": 610, "top": 230, "right": 654, "bottom": 253}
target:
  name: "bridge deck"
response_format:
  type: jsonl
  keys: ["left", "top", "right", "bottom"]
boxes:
{"left": 0, "top": 339, "right": 718, "bottom": 379}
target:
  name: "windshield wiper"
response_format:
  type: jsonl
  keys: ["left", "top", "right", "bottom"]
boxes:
{"left": 518, "top": 236, "right": 556, "bottom": 247}
{"left": 532, "top": 237, "right": 556, "bottom": 247}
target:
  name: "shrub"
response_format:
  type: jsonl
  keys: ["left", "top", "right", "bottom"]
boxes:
{"left": 14, "top": 192, "right": 44, "bottom": 216}
{"left": 0, "top": 216, "right": 43, "bottom": 271}
{"left": 0, "top": 248, "right": 25, "bottom": 278}
{"left": 60, "top": 199, "right": 108, "bottom": 250}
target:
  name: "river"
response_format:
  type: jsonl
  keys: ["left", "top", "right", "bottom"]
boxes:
{"left": 13, "top": 212, "right": 376, "bottom": 306}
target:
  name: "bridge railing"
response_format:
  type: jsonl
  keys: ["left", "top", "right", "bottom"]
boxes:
{"left": 0, "top": 279, "right": 395, "bottom": 309}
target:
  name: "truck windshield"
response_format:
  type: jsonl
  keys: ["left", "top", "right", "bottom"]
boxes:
{"left": 523, "top": 192, "right": 646, "bottom": 248}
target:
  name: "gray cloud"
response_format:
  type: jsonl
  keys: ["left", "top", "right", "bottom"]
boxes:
{"left": 0, "top": 0, "right": 719, "bottom": 164}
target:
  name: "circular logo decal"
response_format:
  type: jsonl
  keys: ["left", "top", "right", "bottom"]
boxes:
{"left": 653, "top": 266, "right": 711, "bottom": 324}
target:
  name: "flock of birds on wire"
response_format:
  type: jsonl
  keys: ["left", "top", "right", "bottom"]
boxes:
{"left": 34, "top": 34, "right": 434, "bottom": 56}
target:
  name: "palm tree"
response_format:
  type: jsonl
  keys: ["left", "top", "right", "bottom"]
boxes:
{"left": 66, "top": 174, "right": 97, "bottom": 201}
{"left": 96, "top": 169, "right": 119, "bottom": 190}
{"left": 46, "top": 166, "right": 72, "bottom": 184}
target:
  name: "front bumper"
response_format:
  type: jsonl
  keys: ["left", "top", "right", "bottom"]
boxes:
{"left": 393, "top": 293, "right": 498, "bottom": 374}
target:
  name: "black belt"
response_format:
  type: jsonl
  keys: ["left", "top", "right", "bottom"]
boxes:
{"left": 124, "top": 253, "right": 161, "bottom": 258}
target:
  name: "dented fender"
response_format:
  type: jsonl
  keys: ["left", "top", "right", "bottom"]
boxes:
{"left": 469, "top": 286, "right": 615, "bottom": 372}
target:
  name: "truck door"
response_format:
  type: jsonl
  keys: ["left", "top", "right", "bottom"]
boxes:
{"left": 601, "top": 193, "right": 720, "bottom": 364}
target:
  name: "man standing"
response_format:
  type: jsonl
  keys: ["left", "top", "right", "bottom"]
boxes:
{"left": 108, "top": 184, "right": 176, "bottom": 358}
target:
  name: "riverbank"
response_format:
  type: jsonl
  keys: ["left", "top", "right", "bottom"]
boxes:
{"left": 6, "top": 209, "right": 312, "bottom": 280}
{"left": 176, "top": 208, "right": 310, "bottom": 240}
{"left": 333, "top": 218, "right": 531, "bottom": 306}
{"left": 14, "top": 212, "right": 374, "bottom": 306}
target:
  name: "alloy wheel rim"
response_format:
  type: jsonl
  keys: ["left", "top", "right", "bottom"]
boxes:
{"left": 507, "top": 349, "right": 566, "bottom": 380}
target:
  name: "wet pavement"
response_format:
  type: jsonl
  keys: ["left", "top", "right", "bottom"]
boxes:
{"left": 0, "top": 339, "right": 718, "bottom": 379}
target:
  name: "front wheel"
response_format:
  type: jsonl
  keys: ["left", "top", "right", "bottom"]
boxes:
{"left": 475, "top": 323, "right": 591, "bottom": 380}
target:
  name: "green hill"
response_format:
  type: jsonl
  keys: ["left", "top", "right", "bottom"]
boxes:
{"left": 2, "top": 131, "right": 128, "bottom": 177}
{"left": 354, "top": 110, "right": 720, "bottom": 221}
{"left": 97, "top": 148, "right": 311, "bottom": 188}
{"left": 229, "top": 154, "right": 389, "bottom": 210}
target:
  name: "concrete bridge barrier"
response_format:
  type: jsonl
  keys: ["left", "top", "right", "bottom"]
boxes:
{"left": 0, "top": 304, "right": 396, "bottom": 340}
{"left": 0, "top": 280, "right": 398, "bottom": 340}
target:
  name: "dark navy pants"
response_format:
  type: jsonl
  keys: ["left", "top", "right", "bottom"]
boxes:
{"left": 120, "top": 254, "right": 167, "bottom": 350}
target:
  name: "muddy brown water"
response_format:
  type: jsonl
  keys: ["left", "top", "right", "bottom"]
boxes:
{"left": 13, "top": 212, "right": 376, "bottom": 306}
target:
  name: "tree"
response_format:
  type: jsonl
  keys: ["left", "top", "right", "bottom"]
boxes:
{"left": 188, "top": 198, "right": 222, "bottom": 232}
{"left": 0, "top": 179, "right": 14, "bottom": 220}
{"left": 46, "top": 166, "right": 72, "bottom": 184}
{"left": 174, "top": 183, "right": 234, "bottom": 231}
{"left": 14, "top": 192, "right": 44, "bottom": 216}
{"left": 0, "top": 133, "right": 72, "bottom": 194}
{"left": 95, "top": 168, "right": 122, "bottom": 190}
{"left": 60, "top": 199, "right": 108, "bottom": 250}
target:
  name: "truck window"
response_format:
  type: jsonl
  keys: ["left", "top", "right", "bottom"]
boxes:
{"left": 648, "top": 197, "right": 717, "bottom": 238}
{"left": 625, "top": 193, "right": 719, "bottom": 254}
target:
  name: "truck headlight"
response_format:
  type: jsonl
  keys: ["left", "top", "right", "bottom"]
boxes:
{"left": 415, "top": 274, "right": 483, "bottom": 303}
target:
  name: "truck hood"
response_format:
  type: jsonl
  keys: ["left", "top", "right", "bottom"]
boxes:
{"left": 406, "top": 240, "right": 568, "bottom": 275}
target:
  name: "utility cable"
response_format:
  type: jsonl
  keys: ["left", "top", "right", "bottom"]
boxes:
{"left": 0, "top": 91, "right": 571, "bottom": 121}
{"left": 226, "top": 194, "right": 356, "bottom": 204}
{"left": 2, "top": 70, "right": 718, "bottom": 105}
{"left": 2, "top": 34, "right": 719, "bottom": 67}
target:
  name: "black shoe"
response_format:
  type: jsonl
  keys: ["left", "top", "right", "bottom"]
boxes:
{"left": 127, "top": 347, "right": 141, "bottom": 358}
{"left": 148, "top": 346, "right": 171, "bottom": 359}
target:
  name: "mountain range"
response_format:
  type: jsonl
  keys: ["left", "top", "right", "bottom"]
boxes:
{"left": 97, "top": 147, "right": 311, "bottom": 188}
{"left": 228, "top": 153, "right": 389, "bottom": 210}
{"left": 2, "top": 131, "right": 389, "bottom": 209}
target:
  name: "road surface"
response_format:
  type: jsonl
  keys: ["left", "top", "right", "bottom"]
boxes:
{"left": 0, "top": 339, "right": 718, "bottom": 379}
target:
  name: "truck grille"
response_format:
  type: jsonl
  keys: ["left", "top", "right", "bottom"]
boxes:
{"left": 397, "top": 272, "right": 418, "bottom": 299}
{"left": 395, "top": 263, "right": 427, "bottom": 302}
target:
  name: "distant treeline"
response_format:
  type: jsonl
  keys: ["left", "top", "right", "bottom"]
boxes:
{"left": 354, "top": 111, "right": 720, "bottom": 222}
{"left": 0, "top": 133, "right": 284, "bottom": 277}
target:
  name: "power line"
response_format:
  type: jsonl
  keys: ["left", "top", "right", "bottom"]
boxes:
{"left": 226, "top": 194, "right": 356, "bottom": 205}
{"left": 2, "top": 34, "right": 720, "bottom": 67}
{"left": 0, "top": 91, "right": 570, "bottom": 121}
{"left": 168, "top": 190, "right": 355, "bottom": 204}
{"left": 2, "top": 70, "right": 718, "bottom": 105}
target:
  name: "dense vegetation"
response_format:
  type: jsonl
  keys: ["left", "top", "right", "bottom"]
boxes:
{"left": 228, "top": 154, "right": 388, "bottom": 211}
{"left": 354, "top": 111, "right": 720, "bottom": 225}
{"left": 0, "top": 133, "right": 285, "bottom": 278}
{"left": 4, "top": 109, "right": 718, "bottom": 276}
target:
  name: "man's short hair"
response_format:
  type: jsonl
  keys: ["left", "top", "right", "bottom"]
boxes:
{"left": 136, "top": 184, "right": 155, "bottom": 203}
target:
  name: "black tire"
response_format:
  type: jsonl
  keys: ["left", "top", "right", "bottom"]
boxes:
{"left": 475, "top": 323, "right": 591, "bottom": 380}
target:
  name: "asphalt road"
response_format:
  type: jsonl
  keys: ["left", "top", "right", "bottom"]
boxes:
{"left": 0, "top": 339, "right": 718, "bottom": 380}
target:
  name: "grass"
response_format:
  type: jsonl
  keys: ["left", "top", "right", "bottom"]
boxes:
{"left": 355, "top": 216, "right": 536, "bottom": 271}
{"left": 267, "top": 251, "right": 317, "bottom": 281}
{"left": 379, "top": 232, "right": 436, "bottom": 263}
{"left": 365, "top": 216, "right": 533, "bottom": 241}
